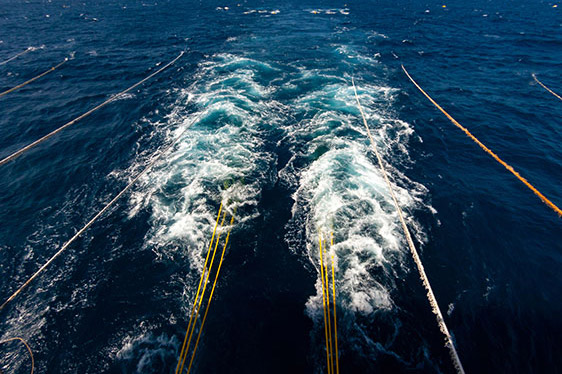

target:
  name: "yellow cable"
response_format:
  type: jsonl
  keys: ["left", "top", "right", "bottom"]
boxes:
{"left": 402, "top": 66, "right": 561, "bottom": 217}
{"left": 323, "top": 238, "right": 334, "bottom": 374}
{"left": 352, "top": 77, "right": 465, "bottom": 374}
{"left": 533, "top": 74, "right": 562, "bottom": 101}
{"left": 175, "top": 203, "right": 223, "bottom": 374}
{"left": 318, "top": 234, "right": 331, "bottom": 374}
{"left": 0, "top": 57, "right": 68, "bottom": 98}
{"left": 330, "top": 235, "right": 339, "bottom": 374}
{"left": 186, "top": 212, "right": 236, "bottom": 374}
{"left": 178, "top": 211, "right": 227, "bottom": 374}
{"left": 0, "top": 337, "right": 34, "bottom": 374}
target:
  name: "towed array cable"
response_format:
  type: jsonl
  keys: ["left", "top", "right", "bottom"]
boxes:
{"left": 318, "top": 232, "right": 339, "bottom": 374}
{"left": 402, "top": 65, "right": 561, "bottom": 217}
{"left": 351, "top": 78, "right": 465, "bottom": 374}
{"left": 0, "top": 83, "right": 191, "bottom": 312}
{"left": 0, "top": 337, "right": 34, "bottom": 374}
{"left": 176, "top": 208, "right": 227, "bottom": 374}
{"left": 175, "top": 203, "right": 224, "bottom": 374}
{"left": 186, "top": 212, "right": 235, "bottom": 374}
{"left": 532, "top": 74, "right": 562, "bottom": 102}
{"left": 175, "top": 204, "right": 236, "bottom": 374}
{"left": 0, "top": 57, "right": 68, "bottom": 98}
{"left": 0, "top": 47, "right": 33, "bottom": 66}
{"left": 0, "top": 51, "right": 184, "bottom": 167}
{"left": 330, "top": 233, "right": 339, "bottom": 374}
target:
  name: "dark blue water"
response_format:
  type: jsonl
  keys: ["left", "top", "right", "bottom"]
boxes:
{"left": 1, "top": 1, "right": 561, "bottom": 373}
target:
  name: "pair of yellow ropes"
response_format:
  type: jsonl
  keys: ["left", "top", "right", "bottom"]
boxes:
{"left": 318, "top": 232, "right": 340, "bottom": 374}
{"left": 175, "top": 203, "right": 236, "bottom": 374}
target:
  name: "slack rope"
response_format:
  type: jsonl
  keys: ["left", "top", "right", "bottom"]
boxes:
{"left": 0, "top": 99, "right": 193, "bottom": 312}
{"left": 186, "top": 212, "right": 236, "bottom": 374}
{"left": 532, "top": 74, "right": 562, "bottom": 101}
{"left": 0, "top": 51, "right": 185, "bottom": 167}
{"left": 351, "top": 77, "right": 465, "bottom": 374}
{"left": 402, "top": 65, "right": 561, "bottom": 217}
{"left": 0, "top": 337, "right": 34, "bottom": 374}
{"left": 0, "top": 57, "right": 68, "bottom": 98}
{"left": 0, "top": 47, "right": 33, "bottom": 66}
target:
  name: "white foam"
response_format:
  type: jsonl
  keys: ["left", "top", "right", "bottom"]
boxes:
{"left": 125, "top": 53, "right": 281, "bottom": 277}
{"left": 281, "top": 59, "right": 432, "bottom": 353}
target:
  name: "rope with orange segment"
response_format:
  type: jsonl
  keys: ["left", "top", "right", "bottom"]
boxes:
{"left": 402, "top": 66, "right": 561, "bottom": 217}
{"left": 0, "top": 57, "right": 68, "bottom": 98}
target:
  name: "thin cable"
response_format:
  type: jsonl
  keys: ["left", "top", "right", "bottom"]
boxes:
{"left": 0, "top": 48, "right": 33, "bottom": 66}
{"left": 186, "top": 212, "right": 236, "bottom": 374}
{"left": 532, "top": 73, "right": 562, "bottom": 101}
{"left": 178, "top": 211, "right": 227, "bottom": 374}
{"left": 330, "top": 233, "right": 339, "bottom": 374}
{"left": 175, "top": 203, "right": 223, "bottom": 374}
{"left": 318, "top": 235, "right": 331, "bottom": 374}
{"left": 0, "top": 105, "right": 193, "bottom": 312}
{"left": 402, "top": 65, "right": 561, "bottom": 217}
{"left": 352, "top": 77, "right": 465, "bottom": 374}
{"left": 0, "top": 337, "right": 34, "bottom": 374}
{"left": 0, "top": 57, "right": 68, "bottom": 98}
{"left": 0, "top": 51, "right": 184, "bottom": 167}
{"left": 323, "top": 238, "right": 334, "bottom": 374}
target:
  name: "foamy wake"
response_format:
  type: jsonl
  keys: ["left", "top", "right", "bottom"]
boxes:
{"left": 126, "top": 53, "right": 282, "bottom": 303}
{"left": 281, "top": 46, "right": 432, "bottom": 359}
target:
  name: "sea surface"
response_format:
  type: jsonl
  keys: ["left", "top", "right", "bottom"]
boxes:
{"left": 0, "top": 0, "right": 561, "bottom": 373}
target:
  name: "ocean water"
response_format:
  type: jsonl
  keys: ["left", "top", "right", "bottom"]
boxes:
{"left": 0, "top": 0, "right": 561, "bottom": 373}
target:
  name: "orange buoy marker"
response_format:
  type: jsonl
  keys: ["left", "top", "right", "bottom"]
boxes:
{"left": 0, "top": 57, "right": 68, "bottom": 98}
{"left": 402, "top": 65, "right": 561, "bottom": 217}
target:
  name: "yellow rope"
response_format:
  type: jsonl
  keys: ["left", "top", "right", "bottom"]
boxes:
{"left": 175, "top": 203, "right": 223, "bottom": 374}
{"left": 352, "top": 77, "right": 465, "bottom": 374}
{"left": 318, "top": 235, "right": 331, "bottom": 374}
{"left": 402, "top": 65, "right": 561, "bottom": 217}
{"left": 323, "top": 238, "right": 334, "bottom": 374}
{"left": 330, "top": 233, "right": 339, "bottom": 374}
{"left": 532, "top": 74, "right": 562, "bottom": 102}
{"left": 186, "top": 212, "right": 236, "bottom": 374}
{"left": 0, "top": 51, "right": 184, "bottom": 167}
{"left": 0, "top": 47, "right": 33, "bottom": 66}
{"left": 178, "top": 211, "right": 227, "bottom": 374}
{"left": 0, "top": 57, "right": 68, "bottom": 98}
{"left": 0, "top": 337, "right": 34, "bottom": 374}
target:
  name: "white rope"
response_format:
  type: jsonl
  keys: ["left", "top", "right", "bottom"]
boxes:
{"left": 0, "top": 51, "right": 184, "bottom": 167}
{"left": 0, "top": 85, "right": 192, "bottom": 312}
{"left": 0, "top": 57, "right": 68, "bottom": 98}
{"left": 0, "top": 47, "right": 33, "bottom": 66}
{"left": 351, "top": 77, "right": 465, "bottom": 374}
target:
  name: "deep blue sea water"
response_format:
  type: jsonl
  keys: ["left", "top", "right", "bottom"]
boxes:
{"left": 1, "top": 1, "right": 561, "bottom": 373}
